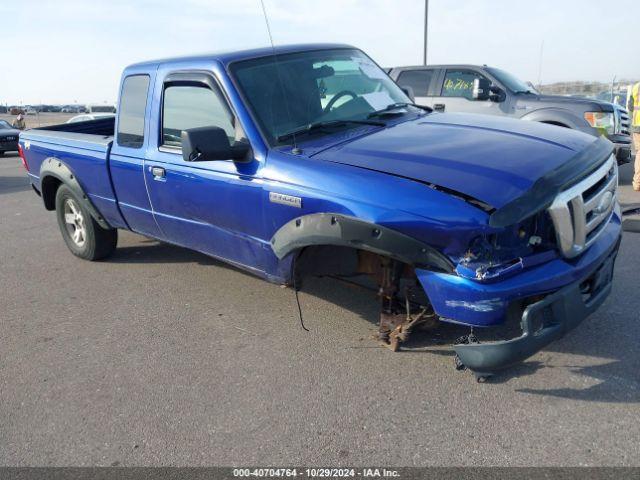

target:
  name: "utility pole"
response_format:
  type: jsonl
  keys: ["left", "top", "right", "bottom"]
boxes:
{"left": 611, "top": 75, "right": 616, "bottom": 99}
{"left": 423, "top": 0, "right": 429, "bottom": 65}
{"left": 537, "top": 40, "right": 544, "bottom": 89}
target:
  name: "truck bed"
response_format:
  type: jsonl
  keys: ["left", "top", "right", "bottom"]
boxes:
{"left": 26, "top": 117, "right": 115, "bottom": 152}
{"left": 20, "top": 117, "right": 123, "bottom": 228}
{"left": 36, "top": 116, "right": 115, "bottom": 136}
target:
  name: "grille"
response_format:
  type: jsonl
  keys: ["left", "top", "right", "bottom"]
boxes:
{"left": 548, "top": 155, "right": 618, "bottom": 259}
{"left": 617, "top": 107, "right": 630, "bottom": 135}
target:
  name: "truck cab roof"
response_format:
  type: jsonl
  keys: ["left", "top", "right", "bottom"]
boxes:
{"left": 125, "top": 43, "right": 356, "bottom": 71}
{"left": 390, "top": 64, "right": 491, "bottom": 71}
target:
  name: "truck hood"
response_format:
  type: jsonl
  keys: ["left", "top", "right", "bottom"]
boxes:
{"left": 523, "top": 93, "right": 613, "bottom": 111}
{"left": 310, "top": 112, "right": 596, "bottom": 209}
{"left": 0, "top": 128, "right": 20, "bottom": 137}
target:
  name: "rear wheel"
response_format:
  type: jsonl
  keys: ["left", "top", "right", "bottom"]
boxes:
{"left": 55, "top": 184, "right": 117, "bottom": 260}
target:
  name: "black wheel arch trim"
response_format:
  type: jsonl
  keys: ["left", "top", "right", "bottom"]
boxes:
{"left": 270, "top": 213, "right": 455, "bottom": 272}
{"left": 40, "top": 157, "right": 112, "bottom": 229}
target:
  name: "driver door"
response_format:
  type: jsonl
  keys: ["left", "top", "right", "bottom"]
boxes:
{"left": 433, "top": 69, "right": 505, "bottom": 116}
{"left": 143, "top": 72, "right": 265, "bottom": 269}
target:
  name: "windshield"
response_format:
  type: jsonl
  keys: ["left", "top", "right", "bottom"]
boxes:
{"left": 231, "top": 48, "right": 411, "bottom": 145}
{"left": 486, "top": 67, "right": 537, "bottom": 94}
{"left": 0, "top": 120, "right": 12, "bottom": 129}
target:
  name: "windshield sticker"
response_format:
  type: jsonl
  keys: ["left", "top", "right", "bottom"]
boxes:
{"left": 353, "top": 57, "right": 387, "bottom": 80}
{"left": 361, "top": 91, "right": 396, "bottom": 110}
{"left": 444, "top": 78, "right": 473, "bottom": 92}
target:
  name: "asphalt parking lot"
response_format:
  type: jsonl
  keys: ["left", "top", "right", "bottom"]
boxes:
{"left": 1, "top": 152, "right": 639, "bottom": 467}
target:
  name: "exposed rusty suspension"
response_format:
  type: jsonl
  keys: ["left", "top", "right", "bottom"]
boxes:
{"left": 376, "top": 256, "right": 437, "bottom": 351}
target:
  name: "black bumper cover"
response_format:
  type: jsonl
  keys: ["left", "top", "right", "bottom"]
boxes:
{"left": 614, "top": 145, "right": 632, "bottom": 165}
{"left": 454, "top": 240, "right": 620, "bottom": 375}
{"left": 0, "top": 141, "right": 19, "bottom": 152}
{"left": 609, "top": 134, "right": 632, "bottom": 165}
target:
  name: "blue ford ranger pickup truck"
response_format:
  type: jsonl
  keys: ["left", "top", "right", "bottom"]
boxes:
{"left": 19, "top": 44, "right": 622, "bottom": 379}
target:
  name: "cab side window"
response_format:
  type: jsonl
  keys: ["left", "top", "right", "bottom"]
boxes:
{"left": 117, "top": 75, "right": 150, "bottom": 148}
{"left": 162, "top": 85, "right": 235, "bottom": 148}
{"left": 396, "top": 69, "right": 434, "bottom": 97}
{"left": 441, "top": 70, "right": 486, "bottom": 99}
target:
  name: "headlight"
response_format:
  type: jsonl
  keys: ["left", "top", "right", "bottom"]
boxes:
{"left": 584, "top": 111, "right": 615, "bottom": 136}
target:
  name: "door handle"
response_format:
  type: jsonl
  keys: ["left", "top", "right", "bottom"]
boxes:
{"left": 150, "top": 166, "right": 165, "bottom": 179}
{"left": 433, "top": 103, "right": 445, "bottom": 112}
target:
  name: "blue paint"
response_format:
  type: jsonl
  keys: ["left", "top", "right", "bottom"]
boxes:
{"left": 416, "top": 216, "right": 621, "bottom": 326}
{"left": 19, "top": 44, "right": 621, "bottom": 329}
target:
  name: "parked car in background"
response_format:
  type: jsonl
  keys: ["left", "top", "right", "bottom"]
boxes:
{"left": 9, "top": 107, "right": 25, "bottom": 115}
{"left": 66, "top": 113, "right": 116, "bottom": 123}
{"left": 596, "top": 90, "right": 628, "bottom": 107}
{"left": 0, "top": 106, "right": 7, "bottom": 114}
{"left": 0, "top": 119, "right": 20, "bottom": 156}
{"left": 61, "top": 105, "right": 86, "bottom": 113}
{"left": 25, "top": 107, "right": 38, "bottom": 115}
{"left": 86, "top": 104, "right": 116, "bottom": 113}
{"left": 389, "top": 64, "right": 632, "bottom": 165}
{"left": 18, "top": 44, "right": 622, "bottom": 379}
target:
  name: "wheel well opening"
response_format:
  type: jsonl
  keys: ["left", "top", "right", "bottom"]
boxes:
{"left": 291, "top": 245, "right": 440, "bottom": 350}
{"left": 292, "top": 245, "right": 429, "bottom": 306}
{"left": 41, "top": 176, "right": 62, "bottom": 210}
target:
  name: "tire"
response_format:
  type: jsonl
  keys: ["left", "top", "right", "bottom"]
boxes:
{"left": 0, "top": 152, "right": 5, "bottom": 157}
{"left": 55, "top": 184, "right": 117, "bottom": 260}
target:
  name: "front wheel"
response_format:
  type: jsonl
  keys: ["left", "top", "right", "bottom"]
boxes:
{"left": 55, "top": 184, "right": 117, "bottom": 260}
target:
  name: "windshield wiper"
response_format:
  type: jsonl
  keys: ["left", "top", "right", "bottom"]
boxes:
{"left": 277, "top": 119, "right": 384, "bottom": 143}
{"left": 367, "top": 102, "right": 433, "bottom": 119}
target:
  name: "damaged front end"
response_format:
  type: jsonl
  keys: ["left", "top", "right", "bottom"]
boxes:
{"left": 453, "top": 243, "right": 618, "bottom": 378}
{"left": 274, "top": 140, "right": 621, "bottom": 378}
{"left": 416, "top": 222, "right": 620, "bottom": 378}
{"left": 455, "top": 211, "right": 558, "bottom": 283}
{"left": 416, "top": 155, "right": 622, "bottom": 378}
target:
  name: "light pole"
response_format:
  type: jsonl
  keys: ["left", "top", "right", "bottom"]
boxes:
{"left": 423, "top": 0, "right": 429, "bottom": 65}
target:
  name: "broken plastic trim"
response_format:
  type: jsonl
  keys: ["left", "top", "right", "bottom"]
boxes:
{"left": 489, "top": 136, "right": 614, "bottom": 228}
{"left": 270, "top": 213, "right": 455, "bottom": 272}
{"left": 454, "top": 239, "right": 619, "bottom": 374}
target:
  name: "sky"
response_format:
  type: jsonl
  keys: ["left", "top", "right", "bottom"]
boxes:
{"left": 0, "top": 0, "right": 637, "bottom": 105}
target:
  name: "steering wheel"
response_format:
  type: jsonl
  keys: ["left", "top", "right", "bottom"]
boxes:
{"left": 323, "top": 90, "right": 358, "bottom": 113}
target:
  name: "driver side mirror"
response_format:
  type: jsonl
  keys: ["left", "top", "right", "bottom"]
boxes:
{"left": 181, "top": 126, "right": 250, "bottom": 163}
{"left": 472, "top": 78, "right": 491, "bottom": 101}
{"left": 489, "top": 85, "right": 506, "bottom": 102}
{"left": 401, "top": 86, "right": 415, "bottom": 102}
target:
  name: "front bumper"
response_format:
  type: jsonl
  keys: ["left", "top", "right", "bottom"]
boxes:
{"left": 0, "top": 139, "right": 19, "bottom": 153}
{"left": 607, "top": 134, "right": 632, "bottom": 165}
{"left": 416, "top": 214, "right": 621, "bottom": 326}
{"left": 453, "top": 240, "right": 619, "bottom": 374}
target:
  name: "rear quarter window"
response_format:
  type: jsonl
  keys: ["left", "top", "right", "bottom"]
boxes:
{"left": 117, "top": 75, "right": 150, "bottom": 148}
{"left": 396, "top": 69, "right": 434, "bottom": 97}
